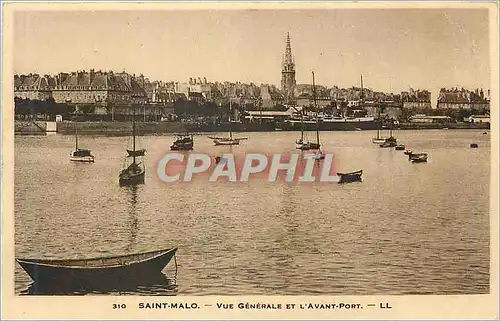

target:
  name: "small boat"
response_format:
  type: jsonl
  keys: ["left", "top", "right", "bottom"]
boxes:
{"left": 372, "top": 138, "right": 386, "bottom": 144}
{"left": 470, "top": 143, "right": 479, "bottom": 148}
{"left": 297, "top": 140, "right": 321, "bottom": 150}
{"left": 409, "top": 153, "right": 428, "bottom": 163}
{"left": 404, "top": 149, "right": 412, "bottom": 155}
{"left": 385, "top": 135, "right": 397, "bottom": 144}
{"left": 380, "top": 141, "right": 397, "bottom": 148}
{"left": 395, "top": 144, "right": 405, "bottom": 150}
{"left": 70, "top": 125, "right": 94, "bottom": 163}
{"left": 364, "top": 76, "right": 386, "bottom": 145}
{"left": 170, "top": 134, "right": 194, "bottom": 151}
{"left": 212, "top": 137, "right": 245, "bottom": 146}
{"left": 70, "top": 149, "right": 95, "bottom": 163}
{"left": 119, "top": 106, "right": 145, "bottom": 186}
{"left": 119, "top": 162, "right": 145, "bottom": 186}
{"left": 297, "top": 71, "right": 322, "bottom": 151}
{"left": 16, "top": 248, "right": 177, "bottom": 285}
{"left": 311, "top": 150, "right": 325, "bottom": 160}
{"left": 483, "top": 132, "right": 488, "bottom": 135}
{"left": 337, "top": 170, "right": 363, "bottom": 183}
{"left": 127, "top": 148, "right": 146, "bottom": 157}
{"left": 211, "top": 101, "right": 247, "bottom": 146}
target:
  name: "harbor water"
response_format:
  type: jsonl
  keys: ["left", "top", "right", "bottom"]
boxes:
{"left": 14, "top": 130, "right": 490, "bottom": 295}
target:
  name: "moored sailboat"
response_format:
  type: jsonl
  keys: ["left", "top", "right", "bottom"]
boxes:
{"left": 410, "top": 153, "right": 428, "bottom": 163}
{"left": 337, "top": 170, "right": 363, "bottom": 183}
{"left": 70, "top": 124, "right": 95, "bottom": 163}
{"left": 210, "top": 101, "right": 247, "bottom": 146}
{"left": 296, "top": 113, "right": 321, "bottom": 150}
{"left": 372, "top": 116, "right": 386, "bottom": 144}
{"left": 298, "top": 71, "right": 322, "bottom": 152}
{"left": 127, "top": 148, "right": 146, "bottom": 157}
{"left": 119, "top": 106, "right": 145, "bottom": 186}
{"left": 170, "top": 133, "right": 194, "bottom": 151}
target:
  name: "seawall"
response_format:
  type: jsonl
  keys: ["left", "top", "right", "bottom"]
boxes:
{"left": 14, "top": 120, "right": 490, "bottom": 135}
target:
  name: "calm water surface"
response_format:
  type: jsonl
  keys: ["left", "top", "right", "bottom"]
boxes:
{"left": 14, "top": 130, "right": 490, "bottom": 295}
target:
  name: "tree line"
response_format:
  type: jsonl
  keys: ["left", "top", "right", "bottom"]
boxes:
{"left": 14, "top": 97, "right": 96, "bottom": 120}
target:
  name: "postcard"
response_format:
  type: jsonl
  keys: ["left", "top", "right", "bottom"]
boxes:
{"left": 1, "top": 1, "right": 498, "bottom": 320}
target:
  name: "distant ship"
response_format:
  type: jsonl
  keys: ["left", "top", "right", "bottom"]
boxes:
{"left": 283, "top": 116, "right": 378, "bottom": 131}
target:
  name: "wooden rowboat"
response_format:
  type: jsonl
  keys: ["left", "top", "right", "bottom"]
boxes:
{"left": 409, "top": 153, "right": 428, "bottom": 163}
{"left": 337, "top": 170, "right": 363, "bottom": 183}
{"left": 395, "top": 144, "right": 405, "bottom": 150}
{"left": 127, "top": 148, "right": 146, "bottom": 157}
{"left": 16, "top": 247, "right": 177, "bottom": 285}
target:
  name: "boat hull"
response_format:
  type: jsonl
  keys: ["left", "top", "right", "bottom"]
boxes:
{"left": 170, "top": 144, "right": 194, "bottom": 151}
{"left": 409, "top": 153, "right": 428, "bottom": 162}
{"left": 297, "top": 142, "right": 321, "bottom": 150}
{"left": 337, "top": 170, "right": 363, "bottom": 183}
{"left": 119, "top": 171, "right": 145, "bottom": 186}
{"left": 283, "top": 119, "right": 378, "bottom": 131}
{"left": 380, "top": 142, "right": 397, "bottom": 148}
{"left": 214, "top": 140, "right": 240, "bottom": 146}
{"left": 372, "top": 138, "right": 386, "bottom": 144}
{"left": 127, "top": 149, "right": 146, "bottom": 157}
{"left": 70, "top": 156, "right": 95, "bottom": 163}
{"left": 16, "top": 248, "right": 177, "bottom": 285}
{"left": 119, "top": 163, "right": 145, "bottom": 186}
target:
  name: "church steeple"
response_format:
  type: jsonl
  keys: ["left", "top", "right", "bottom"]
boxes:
{"left": 281, "top": 32, "right": 296, "bottom": 104}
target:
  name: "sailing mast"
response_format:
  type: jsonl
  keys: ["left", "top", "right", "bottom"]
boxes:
{"left": 377, "top": 107, "right": 381, "bottom": 139}
{"left": 360, "top": 74, "right": 364, "bottom": 103}
{"left": 229, "top": 100, "right": 233, "bottom": 140}
{"left": 389, "top": 118, "right": 393, "bottom": 138}
{"left": 132, "top": 105, "right": 136, "bottom": 165}
{"left": 300, "top": 111, "right": 304, "bottom": 142}
{"left": 75, "top": 124, "right": 78, "bottom": 150}
{"left": 312, "top": 71, "right": 319, "bottom": 146}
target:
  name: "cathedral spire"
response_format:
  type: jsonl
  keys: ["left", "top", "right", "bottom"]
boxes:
{"left": 284, "top": 32, "right": 293, "bottom": 64}
{"left": 281, "top": 32, "right": 296, "bottom": 104}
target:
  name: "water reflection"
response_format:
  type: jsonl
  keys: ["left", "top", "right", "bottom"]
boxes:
{"left": 21, "top": 273, "right": 178, "bottom": 295}
{"left": 123, "top": 184, "right": 140, "bottom": 252}
{"left": 15, "top": 131, "right": 491, "bottom": 295}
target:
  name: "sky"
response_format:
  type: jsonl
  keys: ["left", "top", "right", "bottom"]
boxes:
{"left": 12, "top": 6, "right": 492, "bottom": 102}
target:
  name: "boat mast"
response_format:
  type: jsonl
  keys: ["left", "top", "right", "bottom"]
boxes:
{"left": 229, "top": 100, "right": 233, "bottom": 140}
{"left": 360, "top": 74, "right": 364, "bottom": 105}
{"left": 389, "top": 118, "right": 393, "bottom": 138}
{"left": 75, "top": 123, "right": 78, "bottom": 150}
{"left": 300, "top": 110, "right": 304, "bottom": 141}
{"left": 133, "top": 105, "right": 136, "bottom": 165}
{"left": 312, "top": 71, "right": 319, "bottom": 146}
{"left": 377, "top": 105, "right": 381, "bottom": 140}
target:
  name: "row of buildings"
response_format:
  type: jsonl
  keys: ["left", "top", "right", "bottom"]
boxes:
{"left": 14, "top": 33, "right": 490, "bottom": 120}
